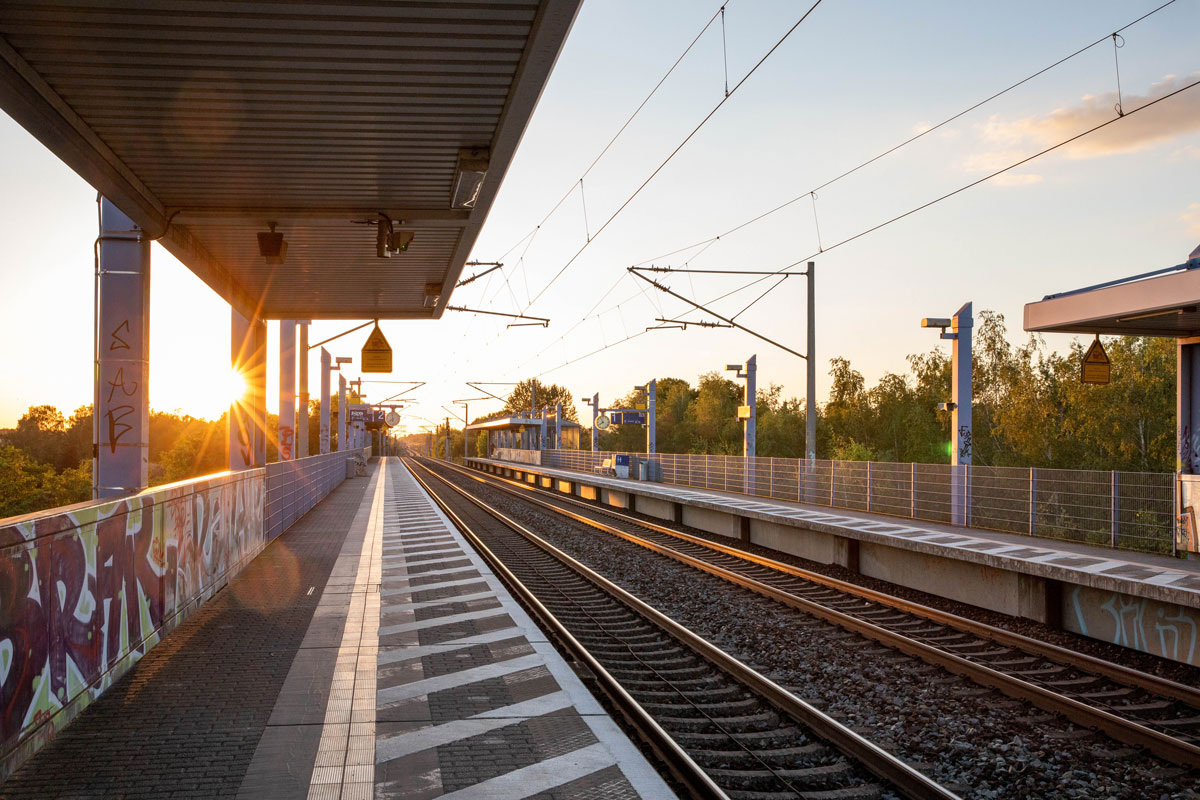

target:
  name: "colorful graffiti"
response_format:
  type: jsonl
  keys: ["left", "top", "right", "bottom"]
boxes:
{"left": 1066, "top": 584, "right": 1200, "bottom": 668}
{"left": 0, "top": 471, "right": 264, "bottom": 768}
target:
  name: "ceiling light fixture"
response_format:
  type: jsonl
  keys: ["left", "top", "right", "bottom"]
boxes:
{"left": 452, "top": 148, "right": 489, "bottom": 209}
{"left": 257, "top": 222, "right": 287, "bottom": 265}
{"left": 424, "top": 283, "right": 443, "bottom": 309}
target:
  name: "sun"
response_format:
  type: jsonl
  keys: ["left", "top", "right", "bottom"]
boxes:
{"left": 225, "top": 368, "right": 250, "bottom": 406}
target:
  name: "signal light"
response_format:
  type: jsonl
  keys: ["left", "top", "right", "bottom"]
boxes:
{"left": 390, "top": 231, "right": 414, "bottom": 252}
{"left": 376, "top": 214, "right": 415, "bottom": 257}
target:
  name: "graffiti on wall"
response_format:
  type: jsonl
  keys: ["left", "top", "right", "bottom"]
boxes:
{"left": 1066, "top": 584, "right": 1199, "bottom": 668}
{"left": 0, "top": 472, "right": 264, "bottom": 761}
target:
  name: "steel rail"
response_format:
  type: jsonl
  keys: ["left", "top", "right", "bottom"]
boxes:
{"left": 403, "top": 460, "right": 727, "bottom": 800}
{"left": 408, "top": 458, "right": 961, "bottom": 800}
{"left": 451, "top": 460, "right": 1200, "bottom": 707}
{"left": 439, "top": 458, "right": 1200, "bottom": 768}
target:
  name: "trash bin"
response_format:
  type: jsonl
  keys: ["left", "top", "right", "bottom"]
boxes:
{"left": 638, "top": 460, "right": 648, "bottom": 481}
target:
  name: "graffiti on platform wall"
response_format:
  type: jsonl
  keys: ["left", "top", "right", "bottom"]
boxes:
{"left": 0, "top": 473, "right": 265, "bottom": 757}
{"left": 1066, "top": 584, "right": 1199, "bottom": 667}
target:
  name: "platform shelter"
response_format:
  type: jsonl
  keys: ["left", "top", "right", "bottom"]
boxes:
{"left": 1024, "top": 249, "right": 1200, "bottom": 553}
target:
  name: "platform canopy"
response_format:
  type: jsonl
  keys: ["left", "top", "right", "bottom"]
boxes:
{"left": 1024, "top": 256, "right": 1200, "bottom": 338}
{"left": 0, "top": 1, "right": 580, "bottom": 319}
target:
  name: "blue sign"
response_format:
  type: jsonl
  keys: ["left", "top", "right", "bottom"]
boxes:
{"left": 609, "top": 411, "right": 647, "bottom": 426}
{"left": 615, "top": 454, "right": 630, "bottom": 467}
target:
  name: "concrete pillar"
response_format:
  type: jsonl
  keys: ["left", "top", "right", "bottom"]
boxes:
{"left": 251, "top": 319, "right": 268, "bottom": 467}
{"left": 338, "top": 374, "right": 347, "bottom": 452}
{"left": 745, "top": 356, "right": 757, "bottom": 494}
{"left": 320, "top": 348, "right": 331, "bottom": 454}
{"left": 94, "top": 196, "right": 150, "bottom": 498}
{"left": 1180, "top": 340, "right": 1200, "bottom": 473}
{"left": 279, "top": 320, "right": 296, "bottom": 460}
{"left": 647, "top": 379, "right": 657, "bottom": 454}
{"left": 297, "top": 321, "right": 310, "bottom": 457}
{"left": 229, "top": 309, "right": 254, "bottom": 470}
{"left": 744, "top": 356, "right": 757, "bottom": 458}
{"left": 806, "top": 262, "right": 817, "bottom": 462}
{"left": 951, "top": 302, "right": 974, "bottom": 525}
{"left": 555, "top": 402, "right": 563, "bottom": 449}
{"left": 592, "top": 392, "right": 599, "bottom": 452}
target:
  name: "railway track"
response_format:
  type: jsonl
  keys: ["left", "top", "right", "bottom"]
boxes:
{"left": 431, "top": 457, "right": 1200, "bottom": 770}
{"left": 405, "top": 457, "right": 959, "bottom": 800}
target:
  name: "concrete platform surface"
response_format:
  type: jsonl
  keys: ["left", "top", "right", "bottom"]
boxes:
{"left": 2, "top": 459, "right": 673, "bottom": 799}
{"left": 467, "top": 457, "right": 1200, "bottom": 669}
{"left": 468, "top": 458, "right": 1200, "bottom": 603}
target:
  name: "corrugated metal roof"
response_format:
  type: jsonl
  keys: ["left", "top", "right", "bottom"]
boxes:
{"left": 0, "top": 0, "right": 580, "bottom": 319}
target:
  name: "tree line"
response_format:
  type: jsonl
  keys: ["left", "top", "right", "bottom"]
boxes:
{"left": 3, "top": 311, "right": 1175, "bottom": 518}
{"left": 462, "top": 312, "right": 1174, "bottom": 473}
{"left": 0, "top": 397, "right": 356, "bottom": 518}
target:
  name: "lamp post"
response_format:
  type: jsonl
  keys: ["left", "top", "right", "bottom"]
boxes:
{"left": 727, "top": 356, "right": 757, "bottom": 495}
{"left": 922, "top": 302, "right": 973, "bottom": 525}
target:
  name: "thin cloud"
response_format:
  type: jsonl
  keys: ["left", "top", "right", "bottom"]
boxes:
{"left": 1184, "top": 203, "right": 1200, "bottom": 238}
{"left": 976, "top": 73, "right": 1200, "bottom": 159}
{"left": 992, "top": 173, "right": 1043, "bottom": 187}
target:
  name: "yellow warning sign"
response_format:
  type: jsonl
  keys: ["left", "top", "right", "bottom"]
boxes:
{"left": 361, "top": 324, "right": 392, "bottom": 373}
{"left": 1081, "top": 337, "right": 1110, "bottom": 385}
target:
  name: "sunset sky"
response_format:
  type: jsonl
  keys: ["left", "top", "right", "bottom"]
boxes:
{"left": 1, "top": 0, "right": 1197, "bottom": 434}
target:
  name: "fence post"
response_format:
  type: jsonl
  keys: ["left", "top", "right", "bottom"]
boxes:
{"left": 830, "top": 460, "right": 836, "bottom": 507}
{"left": 1111, "top": 471, "right": 1119, "bottom": 548}
{"left": 866, "top": 461, "right": 873, "bottom": 512}
{"left": 1173, "top": 475, "right": 1179, "bottom": 557}
{"left": 769, "top": 457, "right": 775, "bottom": 499}
{"left": 910, "top": 462, "right": 916, "bottom": 519}
{"left": 1029, "top": 467, "right": 1036, "bottom": 537}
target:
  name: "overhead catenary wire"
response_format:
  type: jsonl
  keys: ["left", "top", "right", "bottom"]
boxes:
{"left": 492, "top": 2, "right": 732, "bottom": 267}
{"left": 533, "top": 73, "right": 1199, "bottom": 378}
{"left": 707, "top": 75, "right": 1200, "bottom": 321}
{"left": 518, "top": 0, "right": 827, "bottom": 315}
{"left": 468, "top": 1, "right": 1185, "bottom": 382}
{"left": 629, "top": 0, "right": 1181, "bottom": 271}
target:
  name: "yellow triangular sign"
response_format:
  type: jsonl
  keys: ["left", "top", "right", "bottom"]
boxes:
{"left": 362, "top": 323, "right": 392, "bottom": 373}
{"left": 364, "top": 324, "right": 390, "bottom": 351}
{"left": 1084, "top": 338, "right": 1109, "bottom": 364}
{"left": 1081, "top": 337, "right": 1110, "bottom": 384}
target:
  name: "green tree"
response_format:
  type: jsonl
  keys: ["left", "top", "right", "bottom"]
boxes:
{"left": 503, "top": 378, "right": 579, "bottom": 422}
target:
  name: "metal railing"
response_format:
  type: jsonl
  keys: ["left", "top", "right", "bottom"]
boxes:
{"left": 539, "top": 450, "right": 1177, "bottom": 555}
{"left": 265, "top": 448, "right": 368, "bottom": 541}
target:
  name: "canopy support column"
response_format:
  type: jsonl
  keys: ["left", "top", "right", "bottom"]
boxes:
{"left": 229, "top": 308, "right": 257, "bottom": 470}
{"left": 297, "top": 321, "right": 310, "bottom": 457}
{"left": 94, "top": 196, "right": 150, "bottom": 499}
{"left": 279, "top": 320, "right": 296, "bottom": 460}
{"left": 1180, "top": 340, "right": 1200, "bottom": 474}
{"left": 320, "top": 347, "right": 331, "bottom": 454}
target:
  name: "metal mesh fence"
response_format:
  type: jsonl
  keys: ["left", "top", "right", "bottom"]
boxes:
{"left": 536, "top": 450, "right": 1176, "bottom": 555}
{"left": 265, "top": 449, "right": 364, "bottom": 540}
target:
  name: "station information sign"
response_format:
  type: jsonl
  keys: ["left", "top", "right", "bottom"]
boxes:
{"left": 361, "top": 323, "right": 393, "bottom": 373}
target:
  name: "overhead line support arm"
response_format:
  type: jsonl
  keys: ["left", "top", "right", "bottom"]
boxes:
{"left": 628, "top": 267, "right": 807, "bottom": 360}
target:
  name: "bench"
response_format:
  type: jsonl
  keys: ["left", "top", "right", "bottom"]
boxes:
{"left": 593, "top": 458, "right": 614, "bottom": 475}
